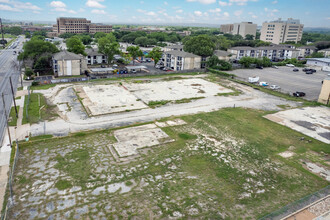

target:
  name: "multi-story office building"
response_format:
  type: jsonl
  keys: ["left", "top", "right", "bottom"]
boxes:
{"left": 260, "top": 18, "right": 303, "bottom": 44}
{"left": 220, "top": 22, "right": 257, "bottom": 38}
{"left": 232, "top": 22, "right": 257, "bottom": 38}
{"left": 50, "top": 17, "right": 112, "bottom": 36}
{"left": 220, "top": 24, "right": 234, "bottom": 34}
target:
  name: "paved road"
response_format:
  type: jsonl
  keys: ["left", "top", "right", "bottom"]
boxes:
{"left": 0, "top": 36, "right": 24, "bottom": 145}
{"left": 231, "top": 66, "right": 328, "bottom": 101}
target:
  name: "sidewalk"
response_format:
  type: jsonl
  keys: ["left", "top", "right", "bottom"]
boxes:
{"left": 0, "top": 88, "right": 30, "bottom": 214}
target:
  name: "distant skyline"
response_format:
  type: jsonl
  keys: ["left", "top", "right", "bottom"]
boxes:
{"left": 1, "top": 0, "right": 330, "bottom": 27}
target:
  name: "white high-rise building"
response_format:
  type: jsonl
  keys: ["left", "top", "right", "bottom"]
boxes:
{"left": 232, "top": 22, "right": 257, "bottom": 38}
{"left": 260, "top": 18, "right": 304, "bottom": 44}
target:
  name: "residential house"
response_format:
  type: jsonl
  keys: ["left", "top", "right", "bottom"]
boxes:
{"left": 306, "top": 58, "right": 330, "bottom": 71}
{"left": 297, "top": 46, "right": 317, "bottom": 57}
{"left": 52, "top": 50, "right": 87, "bottom": 76}
{"left": 162, "top": 50, "right": 201, "bottom": 71}
{"left": 85, "top": 48, "right": 107, "bottom": 65}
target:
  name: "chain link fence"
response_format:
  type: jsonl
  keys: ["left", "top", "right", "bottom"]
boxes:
{"left": 259, "top": 185, "right": 330, "bottom": 220}
{"left": 1, "top": 142, "right": 19, "bottom": 220}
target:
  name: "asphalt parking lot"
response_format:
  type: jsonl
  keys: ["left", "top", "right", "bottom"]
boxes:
{"left": 231, "top": 66, "right": 329, "bottom": 101}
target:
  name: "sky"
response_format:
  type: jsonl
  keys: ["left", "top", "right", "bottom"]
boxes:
{"left": 0, "top": 0, "right": 330, "bottom": 27}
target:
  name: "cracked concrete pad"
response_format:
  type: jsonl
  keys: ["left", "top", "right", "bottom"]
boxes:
{"left": 124, "top": 78, "right": 233, "bottom": 103}
{"left": 264, "top": 107, "right": 330, "bottom": 144}
{"left": 77, "top": 84, "right": 148, "bottom": 116}
{"left": 112, "top": 124, "right": 174, "bottom": 157}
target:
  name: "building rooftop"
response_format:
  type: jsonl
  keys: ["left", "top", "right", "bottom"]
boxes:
{"left": 298, "top": 46, "right": 317, "bottom": 49}
{"left": 166, "top": 45, "right": 184, "bottom": 49}
{"left": 229, "top": 46, "right": 256, "bottom": 50}
{"left": 214, "top": 50, "right": 231, "bottom": 57}
{"left": 319, "top": 48, "right": 330, "bottom": 51}
{"left": 165, "top": 50, "right": 200, "bottom": 58}
{"left": 85, "top": 48, "right": 104, "bottom": 56}
{"left": 53, "top": 50, "right": 82, "bottom": 60}
{"left": 307, "top": 58, "right": 330, "bottom": 63}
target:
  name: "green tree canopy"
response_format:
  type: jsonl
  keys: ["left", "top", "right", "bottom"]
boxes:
{"left": 245, "top": 34, "right": 254, "bottom": 40}
{"left": 18, "top": 38, "right": 59, "bottom": 61}
{"left": 103, "top": 42, "right": 121, "bottom": 64}
{"left": 183, "top": 35, "right": 216, "bottom": 57}
{"left": 147, "top": 47, "right": 163, "bottom": 66}
{"left": 127, "top": 46, "right": 143, "bottom": 65}
{"left": 66, "top": 37, "right": 86, "bottom": 56}
{"left": 25, "top": 32, "right": 31, "bottom": 39}
{"left": 94, "top": 32, "right": 107, "bottom": 39}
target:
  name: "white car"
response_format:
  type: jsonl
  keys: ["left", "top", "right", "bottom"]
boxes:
{"left": 286, "top": 64, "right": 295, "bottom": 67}
{"left": 272, "top": 65, "right": 279, "bottom": 69}
{"left": 259, "top": 81, "right": 269, "bottom": 86}
{"left": 270, "top": 85, "right": 280, "bottom": 90}
{"left": 113, "top": 64, "right": 118, "bottom": 68}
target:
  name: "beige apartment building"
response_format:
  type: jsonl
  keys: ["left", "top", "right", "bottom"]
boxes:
{"left": 260, "top": 18, "right": 303, "bottom": 44}
{"left": 52, "top": 51, "right": 87, "bottom": 76}
{"left": 50, "top": 17, "right": 112, "bottom": 36}
{"left": 318, "top": 76, "right": 330, "bottom": 104}
{"left": 162, "top": 50, "right": 201, "bottom": 71}
{"left": 220, "top": 24, "right": 234, "bottom": 34}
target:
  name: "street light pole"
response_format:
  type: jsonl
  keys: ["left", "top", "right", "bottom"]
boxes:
{"left": 9, "top": 77, "right": 18, "bottom": 118}
{"left": 1, "top": 93, "right": 12, "bottom": 147}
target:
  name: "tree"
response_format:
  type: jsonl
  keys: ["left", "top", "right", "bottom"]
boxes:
{"left": 127, "top": 46, "right": 143, "bottom": 65}
{"left": 135, "top": 37, "right": 149, "bottom": 47}
{"left": 18, "top": 38, "right": 59, "bottom": 61}
{"left": 94, "top": 32, "right": 107, "bottom": 39}
{"left": 206, "top": 55, "right": 220, "bottom": 68}
{"left": 103, "top": 42, "right": 121, "bottom": 64}
{"left": 309, "top": 52, "right": 325, "bottom": 58}
{"left": 245, "top": 34, "right": 254, "bottom": 40}
{"left": 25, "top": 32, "right": 31, "bottom": 39}
{"left": 183, "top": 35, "right": 216, "bottom": 57}
{"left": 238, "top": 57, "right": 255, "bottom": 68}
{"left": 66, "top": 37, "right": 86, "bottom": 56}
{"left": 79, "top": 34, "right": 92, "bottom": 45}
{"left": 147, "top": 47, "right": 162, "bottom": 66}
{"left": 34, "top": 55, "right": 52, "bottom": 74}
{"left": 261, "top": 57, "right": 272, "bottom": 67}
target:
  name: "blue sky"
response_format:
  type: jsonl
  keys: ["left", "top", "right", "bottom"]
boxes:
{"left": 1, "top": 0, "right": 329, "bottom": 27}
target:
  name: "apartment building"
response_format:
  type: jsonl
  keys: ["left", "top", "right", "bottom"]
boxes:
{"left": 52, "top": 50, "right": 87, "bottom": 76}
{"left": 319, "top": 48, "right": 330, "bottom": 57}
{"left": 220, "top": 24, "right": 234, "bottom": 34}
{"left": 260, "top": 18, "right": 304, "bottom": 44}
{"left": 162, "top": 50, "right": 201, "bottom": 71}
{"left": 50, "top": 17, "right": 112, "bottom": 36}
{"left": 297, "top": 46, "right": 317, "bottom": 57}
{"left": 228, "top": 45, "right": 299, "bottom": 60}
{"left": 163, "top": 44, "right": 184, "bottom": 52}
{"left": 85, "top": 48, "right": 107, "bottom": 65}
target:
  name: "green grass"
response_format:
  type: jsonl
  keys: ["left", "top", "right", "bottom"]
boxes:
{"left": 174, "top": 97, "right": 204, "bottom": 104}
{"left": 55, "top": 179, "right": 72, "bottom": 190}
{"left": 30, "top": 84, "right": 56, "bottom": 90}
{"left": 148, "top": 100, "right": 171, "bottom": 108}
{"left": 12, "top": 108, "right": 330, "bottom": 219}
{"left": 22, "top": 93, "right": 58, "bottom": 124}
{"left": 17, "top": 87, "right": 23, "bottom": 91}
{"left": 29, "top": 134, "right": 53, "bottom": 141}
{"left": 8, "top": 106, "right": 19, "bottom": 126}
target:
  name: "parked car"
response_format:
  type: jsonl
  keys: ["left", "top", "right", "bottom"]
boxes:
{"left": 132, "top": 69, "right": 137, "bottom": 73}
{"left": 270, "top": 85, "right": 280, "bottom": 90}
{"left": 286, "top": 64, "right": 295, "bottom": 67}
{"left": 293, "top": 68, "right": 299, "bottom": 72}
{"left": 259, "top": 81, "right": 269, "bottom": 86}
{"left": 302, "top": 68, "right": 309, "bottom": 72}
{"left": 293, "top": 91, "right": 306, "bottom": 97}
{"left": 306, "top": 70, "right": 313, "bottom": 74}
{"left": 256, "top": 66, "right": 263, "bottom": 69}
{"left": 272, "top": 65, "right": 279, "bottom": 69}
{"left": 100, "top": 65, "right": 106, "bottom": 68}
{"left": 310, "top": 69, "right": 316, "bottom": 73}
{"left": 113, "top": 64, "right": 118, "bottom": 68}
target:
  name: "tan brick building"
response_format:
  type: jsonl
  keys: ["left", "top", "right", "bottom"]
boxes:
{"left": 50, "top": 17, "right": 112, "bottom": 36}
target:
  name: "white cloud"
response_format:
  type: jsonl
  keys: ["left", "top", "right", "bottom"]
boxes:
{"left": 272, "top": 0, "right": 278, "bottom": 4}
{"left": 0, "top": 0, "right": 10, "bottom": 3}
{"left": 146, "top": 11, "right": 156, "bottom": 16}
{"left": 209, "top": 8, "right": 221, "bottom": 13}
{"left": 68, "top": 10, "right": 77, "bottom": 14}
{"left": 229, "top": 0, "right": 257, "bottom": 6}
{"left": 86, "top": 0, "right": 106, "bottom": 8}
{"left": 194, "top": 10, "right": 203, "bottom": 16}
{"left": 91, "top": 9, "right": 106, "bottom": 14}
{"left": 234, "top": 10, "right": 243, "bottom": 16}
{"left": 0, "top": 3, "right": 20, "bottom": 11}
{"left": 50, "top": 1, "right": 66, "bottom": 8}
{"left": 12, "top": 1, "right": 41, "bottom": 10}
{"left": 140, "top": 1, "right": 144, "bottom": 4}
{"left": 176, "top": 9, "right": 183, "bottom": 13}
{"left": 187, "top": 0, "right": 216, "bottom": 4}
{"left": 164, "top": 1, "right": 168, "bottom": 5}
{"left": 327, "top": 17, "right": 330, "bottom": 20}
{"left": 223, "top": 11, "right": 229, "bottom": 17}
{"left": 265, "top": 8, "right": 278, "bottom": 13}
{"left": 137, "top": 9, "right": 157, "bottom": 16}
{"left": 219, "top": 1, "right": 232, "bottom": 6}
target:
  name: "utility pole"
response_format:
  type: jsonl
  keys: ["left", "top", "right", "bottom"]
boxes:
{"left": 0, "top": 18, "right": 5, "bottom": 49}
{"left": 9, "top": 77, "right": 18, "bottom": 118}
{"left": 2, "top": 93, "right": 12, "bottom": 147}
